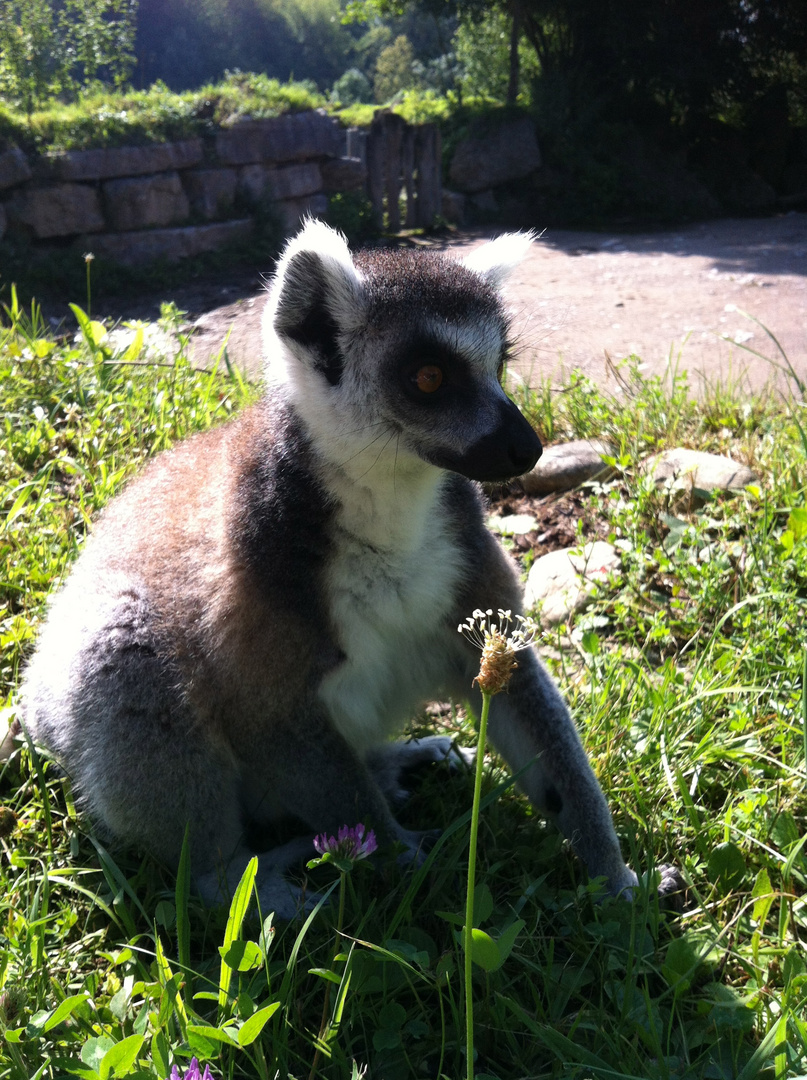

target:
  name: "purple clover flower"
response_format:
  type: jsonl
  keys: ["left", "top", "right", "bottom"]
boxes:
{"left": 313, "top": 823, "right": 378, "bottom": 862}
{"left": 169, "top": 1058, "right": 214, "bottom": 1080}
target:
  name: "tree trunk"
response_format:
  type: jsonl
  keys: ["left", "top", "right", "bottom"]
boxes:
{"left": 507, "top": 1, "right": 521, "bottom": 106}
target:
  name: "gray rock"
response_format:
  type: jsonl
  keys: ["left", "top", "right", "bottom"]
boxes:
{"left": 0, "top": 148, "right": 32, "bottom": 190}
{"left": 524, "top": 541, "right": 621, "bottom": 626}
{"left": 103, "top": 172, "right": 190, "bottom": 231}
{"left": 722, "top": 171, "right": 777, "bottom": 215}
{"left": 781, "top": 161, "right": 807, "bottom": 198}
{"left": 469, "top": 189, "right": 497, "bottom": 213}
{"left": 441, "top": 189, "right": 466, "bottom": 224}
{"left": 648, "top": 448, "right": 758, "bottom": 496}
{"left": 449, "top": 117, "right": 541, "bottom": 194}
{"left": 270, "top": 162, "right": 323, "bottom": 201}
{"left": 239, "top": 161, "right": 328, "bottom": 206}
{"left": 184, "top": 168, "right": 238, "bottom": 220}
{"left": 487, "top": 513, "right": 538, "bottom": 536}
{"left": 276, "top": 193, "right": 329, "bottom": 232}
{"left": 521, "top": 439, "right": 616, "bottom": 494}
{"left": 6, "top": 183, "right": 104, "bottom": 238}
{"left": 216, "top": 111, "right": 342, "bottom": 166}
{"left": 238, "top": 164, "right": 276, "bottom": 204}
{"left": 85, "top": 219, "right": 254, "bottom": 265}
{"left": 47, "top": 140, "right": 203, "bottom": 181}
{"left": 321, "top": 156, "right": 366, "bottom": 193}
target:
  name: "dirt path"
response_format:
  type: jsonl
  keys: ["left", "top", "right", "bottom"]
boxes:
{"left": 157, "top": 213, "right": 807, "bottom": 393}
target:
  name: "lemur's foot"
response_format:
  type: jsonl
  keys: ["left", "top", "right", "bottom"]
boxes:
{"left": 657, "top": 864, "right": 687, "bottom": 912}
{"left": 368, "top": 735, "right": 474, "bottom": 805}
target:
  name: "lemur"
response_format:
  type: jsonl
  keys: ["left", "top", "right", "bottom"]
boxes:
{"left": 20, "top": 220, "right": 672, "bottom": 917}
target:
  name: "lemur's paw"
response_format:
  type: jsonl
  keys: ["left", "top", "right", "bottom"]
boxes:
{"left": 368, "top": 736, "right": 474, "bottom": 805}
{"left": 256, "top": 879, "right": 323, "bottom": 921}
{"left": 394, "top": 827, "right": 441, "bottom": 869}
{"left": 656, "top": 864, "right": 687, "bottom": 912}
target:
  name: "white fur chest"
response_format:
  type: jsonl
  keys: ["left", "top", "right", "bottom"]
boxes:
{"left": 318, "top": 473, "right": 463, "bottom": 753}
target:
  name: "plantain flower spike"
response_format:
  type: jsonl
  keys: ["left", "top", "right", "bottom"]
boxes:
{"left": 458, "top": 608, "right": 540, "bottom": 695}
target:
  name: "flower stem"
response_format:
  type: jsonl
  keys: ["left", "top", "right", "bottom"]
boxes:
{"left": 85, "top": 258, "right": 93, "bottom": 318}
{"left": 309, "top": 871, "right": 346, "bottom": 1080}
{"left": 464, "top": 689, "right": 491, "bottom": 1080}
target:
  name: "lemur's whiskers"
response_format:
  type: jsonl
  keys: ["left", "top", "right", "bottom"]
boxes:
{"left": 352, "top": 430, "right": 397, "bottom": 482}
{"left": 329, "top": 418, "right": 388, "bottom": 442}
{"left": 335, "top": 425, "right": 393, "bottom": 470}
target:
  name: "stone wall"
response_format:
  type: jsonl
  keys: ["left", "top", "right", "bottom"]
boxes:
{"left": 0, "top": 110, "right": 367, "bottom": 266}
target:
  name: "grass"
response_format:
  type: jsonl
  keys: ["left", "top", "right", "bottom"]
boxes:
{"left": 0, "top": 73, "right": 326, "bottom": 154}
{"left": 1, "top": 294, "right": 806, "bottom": 1080}
{"left": 0, "top": 74, "right": 455, "bottom": 156}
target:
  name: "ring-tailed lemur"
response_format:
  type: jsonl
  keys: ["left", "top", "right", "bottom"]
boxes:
{"left": 21, "top": 220, "right": 661, "bottom": 917}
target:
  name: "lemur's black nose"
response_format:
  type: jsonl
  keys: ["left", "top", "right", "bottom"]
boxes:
{"left": 507, "top": 424, "right": 542, "bottom": 475}
{"left": 442, "top": 398, "right": 543, "bottom": 483}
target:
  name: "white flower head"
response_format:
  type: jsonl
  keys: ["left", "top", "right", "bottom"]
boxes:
{"left": 458, "top": 608, "right": 539, "bottom": 694}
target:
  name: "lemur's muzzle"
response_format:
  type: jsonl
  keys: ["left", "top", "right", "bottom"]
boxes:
{"left": 440, "top": 397, "right": 542, "bottom": 483}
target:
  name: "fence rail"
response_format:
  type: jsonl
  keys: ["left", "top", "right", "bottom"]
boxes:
{"left": 364, "top": 111, "right": 441, "bottom": 230}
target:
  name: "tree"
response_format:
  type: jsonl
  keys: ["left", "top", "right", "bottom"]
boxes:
{"left": 332, "top": 66, "right": 373, "bottom": 103}
{"left": 0, "top": 0, "right": 138, "bottom": 111}
{"left": 453, "top": 5, "right": 537, "bottom": 103}
{"left": 373, "top": 33, "right": 415, "bottom": 101}
{"left": 62, "top": 0, "right": 137, "bottom": 87}
{"left": 349, "top": 0, "right": 807, "bottom": 126}
{"left": 134, "top": 0, "right": 356, "bottom": 92}
{"left": 0, "top": 0, "right": 57, "bottom": 112}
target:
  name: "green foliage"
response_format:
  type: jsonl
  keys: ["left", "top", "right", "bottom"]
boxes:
{"left": 325, "top": 191, "right": 376, "bottom": 245}
{"left": 273, "top": 0, "right": 355, "bottom": 90}
{"left": 331, "top": 100, "right": 377, "bottom": 127}
{"left": 350, "top": 22, "right": 393, "bottom": 82}
{"left": 373, "top": 33, "right": 416, "bottom": 103}
{"left": 0, "top": 0, "right": 56, "bottom": 114}
{"left": 454, "top": 7, "right": 538, "bottom": 103}
{"left": 331, "top": 67, "right": 373, "bottom": 106}
{"left": 0, "top": 0, "right": 137, "bottom": 112}
{"left": 135, "top": 0, "right": 357, "bottom": 92}
{"left": 394, "top": 86, "right": 451, "bottom": 123}
{"left": 1, "top": 72, "right": 325, "bottom": 153}
{"left": 1, "top": 296, "right": 807, "bottom": 1078}
{"left": 346, "top": 0, "right": 807, "bottom": 218}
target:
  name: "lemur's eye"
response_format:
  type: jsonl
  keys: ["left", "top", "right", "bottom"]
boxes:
{"left": 413, "top": 365, "right": 443, "bottom": 393}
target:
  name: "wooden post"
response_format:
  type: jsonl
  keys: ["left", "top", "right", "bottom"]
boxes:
{"left": 403, "top": 123, "right": 416, "bottom": 228}
{"left": 384, "top": 113, "right": 404, "bottom": 233}
{"left": 415, "top": 124, "right": 442, "bottom": 228}
{"left": 366, "top": 113, "right": 386, "bottom": 228}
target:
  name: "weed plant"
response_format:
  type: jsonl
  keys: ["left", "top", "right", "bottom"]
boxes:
{"left": 1, "top": 298, "right": 806, "bottom": 1079}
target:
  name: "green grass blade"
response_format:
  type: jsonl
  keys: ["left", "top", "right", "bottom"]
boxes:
{"left": 175, "top": 824, "right": 192, "bottom": 1004}
{"left": 218, "top": 856, "right": 258, "bottom": 1015}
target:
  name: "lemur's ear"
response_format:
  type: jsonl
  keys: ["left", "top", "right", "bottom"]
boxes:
{"left": 461, "top": 231, "right": 536, "bottom": 290}
{"left": 266, "top": 219, "right": 365, "bottom": 386}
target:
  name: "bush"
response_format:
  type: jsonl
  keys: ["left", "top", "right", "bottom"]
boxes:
{"left": 373, "top": 34, "right": 416, "bottom": 104}
{"left": 331, "top": 68, "right": 373, "bottom": 107}
{"left": 325, "top": 190, "right": 376, "bottom": 245}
